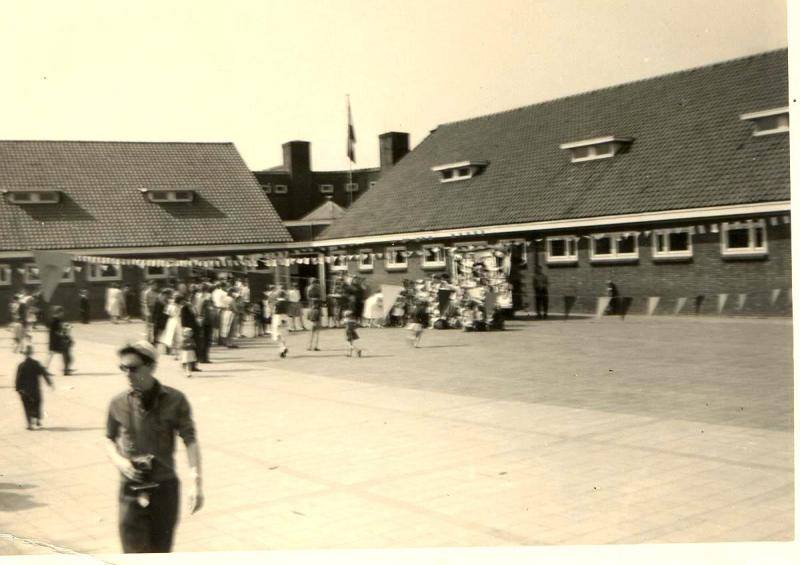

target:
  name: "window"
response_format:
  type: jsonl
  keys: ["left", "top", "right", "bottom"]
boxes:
{"left": 721, "top": 220, "right": 767, "bottom": 256}
{"left": 431, "top": 161, "right": 489, "bottom": 183}
{"left": 546, "top": 236, "right": 579, "bottom": 263}
{"left": 358, "top": 249, "right": 373, "bottom": 272}
{"left": 274, "top": 185, "right": 288, "bottom": 194}
{"left": 87, "top": 264, "right": 122, "bottom": 281}
{"left": 422, "top": 245, "right": 446, "bottom": 269}
{"left": 145, "top": 266, "right": 179, "bottom": 279}
{"left": 330, "top": 252, "right": 348, "bottom": 272}
{"left": 345, "top": 183, "right": 359, "bottom": 193}
{"left": 369, "top": 181, "right": 377, "bottom": 189}
{"left": 7, "top": 190, "right": 61, "bottom": 204}
{"left": 0, "top": 264, "right": 11, "bottom": 286}
{"left": 319, "top": 184, "right": 334, "bottom": 194}
{"left": 559, "top": 136, "right": 633, "bottom": 163}
{"left": 24, "top": 264, "right": 74, "bottom": 284}
{"left": 590, "top": 232, "right": 639, "bottom": 261}
{"left": 652, "top": 228, "right": 693, "bottom": 259}
{"left": 385, "top": 247, "right": 408, "bottom": 270}
{"left": 147, "top": 190, "right": 195, "bottom": 203}
{"left": 261, "top": 184, "right": 272, "bottom": 194}
{"left": 740, "top": 108, "right": 789, "bottom": 136}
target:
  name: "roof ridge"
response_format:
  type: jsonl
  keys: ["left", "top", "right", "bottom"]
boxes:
{"left": 437, "top": 48, "right": 788, "bottom": 129}
{"left": 0, "top": 140, "right": 235, "bottom": 145}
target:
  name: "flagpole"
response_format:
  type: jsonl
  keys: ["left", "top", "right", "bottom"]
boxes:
{"left": 347, "top": 94, "right": 354, "bottom": 208}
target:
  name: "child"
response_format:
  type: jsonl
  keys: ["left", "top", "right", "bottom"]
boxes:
{"left": 407, "top": 299, "right": 430, "bottom": 348}
{"left": 180, "top": 327, "right": 197, "bottom": 377}
{"left": 307, "top": 300, "right": 322, "bottom": 351}
{"left": 251, "top": 302, "right": 264, "bottom": 336}
{"left": 274, "top": 313, "right": 289, "bottom": 358}
{"left": 343, "top": 310, "right": 361, "bottom": 357}
{"left": 60, "top": 323, "right": 74, "bottom": 375}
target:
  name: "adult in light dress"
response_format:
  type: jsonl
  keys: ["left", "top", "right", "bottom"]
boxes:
{"left": 159, "top": 295, "right": 183, "bottom": 355}
{"left": 105, "top": 283, "right": 124, "bottom": 323}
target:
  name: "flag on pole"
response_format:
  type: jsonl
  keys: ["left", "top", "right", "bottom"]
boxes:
{"left": 347, "top": 96, "right": 356, "bottom": 163}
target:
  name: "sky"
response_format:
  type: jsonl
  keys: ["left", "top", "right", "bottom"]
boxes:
{"left": 0, "top": 0, "right": 788, "bottom": 171}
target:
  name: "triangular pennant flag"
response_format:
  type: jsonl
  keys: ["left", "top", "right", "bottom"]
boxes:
{"left": 736, "top": 293, "right": 747, "bottom": 311}
{"left": 770, "top": 217, "right": 779, "bottom": 226}
{"left": 32, "top": 250, "right": 74, "bottom": 302}
{"left": 770, "top": 288, "right": 781, "bottom": 306}
{"left": 710, "top": 224, "right": 719, "bottom": 233}
{"left": 717, "top": 293, "right": 728, "bottom": 314}
{"left": 782, "top": 215, "right": 790, "bottom": 224}
{"left": 674, "top": 297, "right": 687, "bottom": 315}
{"left": 596, "top": 296, "right": 611, "bottom": 318}
{"left": 646, "top": 296, "right": 660, "bottom": 316}
{"left": 697, "top": 225, "right": 706, "bottom": 234}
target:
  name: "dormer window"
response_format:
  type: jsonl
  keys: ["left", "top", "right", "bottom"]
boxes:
{"left": 559, "top": 136, "right": 633, "bottom": 163}
{"left": 319, "top": 184, "right": 334, "bottom": 194}
{"left": 432, "top": 161, "right": 488, "bottom": 183}
{"left": 144, "top": 189, "right": 195, "bottom": 203}
{"left": 740, "top": 107, "right": 789, "bottom": 136}
{"left": 5, "top": 190, "right": 61, "bottom": 204}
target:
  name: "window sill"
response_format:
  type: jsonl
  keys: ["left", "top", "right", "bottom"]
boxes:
{"left": 422, "top": 263, "right": 447, "bottom": 270}
{"left": 546, "top": 258, "right": 578, "bottom": 265}
{"left": 358, "top": 267, "right": 374, "bottom": 273}
{"left": 385, "top": 265, "right": 408, "bottom": 272}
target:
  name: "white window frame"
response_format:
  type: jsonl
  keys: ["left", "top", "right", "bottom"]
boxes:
{"left": 0, "top": 264, "right": 11, "bottom": 286}
{"left": 24, "top": 263, "right": 75, "bottom": 284}
{"left": 7, "top": 190, "right": 61, "bottom": 204}
{"left": 652, "top": 228, "right": 693, "bottom": 259}
{"left": 144, "top": 266, "right": 179, "bottom": 280}
{"left": 740, "top": 107, "right": 789, "bottom": 136}
{"left": 545, "top": 236, "right": 579, "bottom": 263}
{"left": 385, "top": 246, "right": 408, "bottom": 271}
{"left": 721, "top": 220, "right": 768, "bottom": 256}
{"left": 590, "top": 232, "right": 639, "bottom": 261}
{"left": 345, "top": 182, "right": 359, "bottom": 193}
{"left": 422, "top": 244, "right": 446, "bottom": 269}
{"left": 274, "top": 184, "right": 288, "bottom": 194}
{"left": 319, "top": 184, "right": 334, "bottom": 194}
{"left": 147, "top": 190, "right": 195, "bottom": 203}
{"left": 86, "top": 264, "right": 123, "bottom": 282}
{"left": 330, "top": 252, "right": 349, "bottom": 272}
{"left": 358, "top": 249, "right": 374, "bottom": 272}
{"left": 261, "top": 184, "right": 272, "bottom": 194}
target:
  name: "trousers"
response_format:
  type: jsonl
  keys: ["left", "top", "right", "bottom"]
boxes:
{"left": 118, "top": 478, "right": 180, "bottom": 553}
{"left": 19, "top": 392, "right": 41, "bottom": 423}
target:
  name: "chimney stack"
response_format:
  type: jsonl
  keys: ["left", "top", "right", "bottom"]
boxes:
{"left": 282, "top": 141, "right": 311, "bottom": 177}
{"left": 379, "top": 132, "right": 410, "bottom": 170}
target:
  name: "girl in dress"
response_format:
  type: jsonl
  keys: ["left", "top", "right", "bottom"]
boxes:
{"left": 307, "top": 300, "right": 322, "bottom": 351}
{"left": 343, "top": 310, "right": 361, "bottom": 357}
{"left": 159, "top": 294, "right": 183, "bottom": 357}
{"left": 181, "top": 327, "right": 197, "bottom": 377}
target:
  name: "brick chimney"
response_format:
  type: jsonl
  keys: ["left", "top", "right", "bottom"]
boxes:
{"left": 379, "top": 132, "right": 410, "bottom": 170}
{"left": 282, "top": 141, "right": 311, "bottom": 177}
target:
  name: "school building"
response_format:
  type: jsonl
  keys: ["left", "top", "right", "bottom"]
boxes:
{"left": 309, "top": 49, "right": 791, "bottom": 316}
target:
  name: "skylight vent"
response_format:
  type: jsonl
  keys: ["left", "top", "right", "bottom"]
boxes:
{"left": 559, "top": 136, "right": 633, "bottom": 163}
{"left": 740, "top": 107, "right": 789, "bottom": 136}
{"left": 431, "top": 160, "right": 488, "bottom": 183}
{"left": 3, "top": 190, "right": 62, "bottom": 204}
{"left": 141, "top": 189, "right": 196, "bottom": 203}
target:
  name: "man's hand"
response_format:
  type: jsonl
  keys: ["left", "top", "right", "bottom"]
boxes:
{"left": 188, "top": 484, "right": 204, "bottom": 514}
{"left": 115, "top": 458, "right": 144, "bottom": 482}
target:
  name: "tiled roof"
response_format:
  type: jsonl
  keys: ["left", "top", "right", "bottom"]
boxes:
{"left": 323, "top": 49, "right": 789, "bottom": 240}
{"left": 0, "top": 141, "right": 292, "bottom": 251}
{"left": 300, "top": 199, "right": 346, "bottom": 222}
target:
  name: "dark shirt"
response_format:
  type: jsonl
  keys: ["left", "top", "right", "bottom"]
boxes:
{"left": 48, "top": 318, "right": 64, "bottom": 351}
{"left": 106, "top": 379, "right": 196, "bottom": 482}
{"left": 306, "top": 283, "right": 321, "bottom": 302}
{"left": 533, "top": 273, "right": 549, "bottom": 291}
{"left": 15, "top": 358, "right": 52, "bottom": 397}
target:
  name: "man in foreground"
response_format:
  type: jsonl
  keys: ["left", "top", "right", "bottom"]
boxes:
{"left": 105, "top": 340, "right": 203, "bottom": 553}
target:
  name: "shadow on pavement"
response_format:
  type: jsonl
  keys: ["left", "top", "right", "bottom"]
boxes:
{"left": 0, "top": 483, "right": 45, "bottom": 512}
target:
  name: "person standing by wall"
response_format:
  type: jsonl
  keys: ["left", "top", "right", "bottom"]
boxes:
{"left": 287, "top": 281, "right": 304, "bottom": 331}
{"left": 15, "top": 345, "right": 54, "bottom": 430}
{"left": 532, "top": 265, "right": 549, "bottom": 320}
{"left": 79, "top": 289, "right": 91, "bottom": 324}
{"left": 105, "top": 340, "right": 203, "bottom": 553}
{"left": 106, "top": 283, "right": 124, "bottom": 324}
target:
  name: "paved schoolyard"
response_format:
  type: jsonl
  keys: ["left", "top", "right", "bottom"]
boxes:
{"left": 0, "top": 315, "right": 793, "bottom": 557}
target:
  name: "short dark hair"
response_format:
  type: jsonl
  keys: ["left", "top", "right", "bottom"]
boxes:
{"left": 117, "top": 346, "right": 156, "bottom": 367}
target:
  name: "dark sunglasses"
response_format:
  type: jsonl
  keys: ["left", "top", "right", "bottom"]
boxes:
{"left": 119, "top": 364, "right": 144, "bottom": 373}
